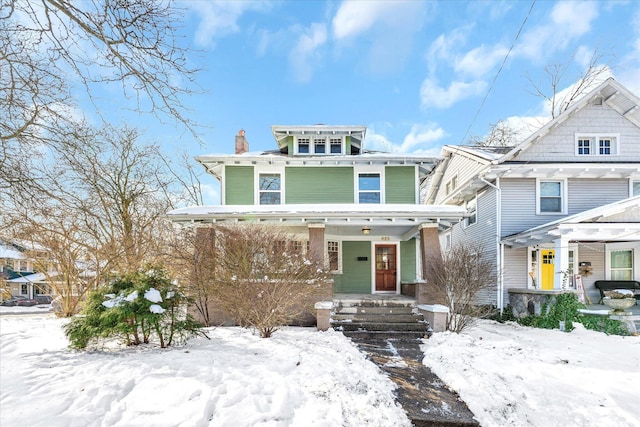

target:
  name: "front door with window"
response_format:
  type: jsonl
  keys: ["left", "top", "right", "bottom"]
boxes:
{"left": 541, "top": 249, "right": 555, "bottom": 290}
{"left": 375, "top": 244, "right": 397, "bottom": 292}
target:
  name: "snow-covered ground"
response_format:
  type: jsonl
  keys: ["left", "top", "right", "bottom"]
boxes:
{"left": 1, "top": 311, "right": 639, "bottom": 427}
{"left": 0, "top": 313, "right": 409, "bottom": 427}
{"left": 422, "top": 320, "right": 640, "bottom": 427}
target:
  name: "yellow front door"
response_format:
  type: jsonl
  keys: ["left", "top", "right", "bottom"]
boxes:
{"left": 541, "top": 250, "right": 555, "bottom": 290}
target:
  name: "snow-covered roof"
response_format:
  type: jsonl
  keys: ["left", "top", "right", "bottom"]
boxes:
{"left": 7, "top": 272, "right": 56, "bottom": 283}
{"left": 0, "top": 245, "right": 26, "bottom": 260}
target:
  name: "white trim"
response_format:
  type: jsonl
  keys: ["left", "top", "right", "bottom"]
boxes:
{"left": 536, "top": 178, "right": 568, "bottom": 215}
{"left": 575, "top": 133, "right": 620, "bottom": 157}
{"left": 255, "top": 165, "right": 285, "bottom": 205}
{"left": 355, "top": 166, "right": 385, "bottom": 204}
{"left": 605, "top": 242, "right": 640, "bottom": 281}
{"left": 370, "top": 241, "right": 400, "bottom": 294}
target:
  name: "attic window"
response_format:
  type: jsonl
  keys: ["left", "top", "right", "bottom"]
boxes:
{"left": 330, "top": 138, "right": 342, "bottom": 154}
{"left": 445, "top": 175, "right": 458, "bottom": 196}
{"left": 297, "top": 137, "right": 310, "bottom": 154}
{"left": 314, "top": 138, "right": 326, "bottom": 154}
{"left": 575, "top": 133, "right": 619, "bottom": 156}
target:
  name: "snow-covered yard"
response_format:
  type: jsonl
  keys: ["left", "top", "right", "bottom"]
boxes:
{"left": 0, "top": 312, "right": 408, "bottom": 427}
{"left": 1, "top": 309, "right": 639, "bottom": 427}
{"left": 422, "top": 320, "right": 640, "bottom": 427}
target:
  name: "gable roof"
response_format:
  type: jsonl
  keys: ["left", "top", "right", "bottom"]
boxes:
{"left": 497, "top": 78, "right": 640, "bottom": 164}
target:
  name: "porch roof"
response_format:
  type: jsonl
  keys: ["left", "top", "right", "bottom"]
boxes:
{"left": 502, "top": 196, "right": 640, "bottom": 248}
{"left": 7, "top": 272, "right": 55, "bottom": 283}
{"left": 166, "top": 203, "right": 467, "bottom": 239}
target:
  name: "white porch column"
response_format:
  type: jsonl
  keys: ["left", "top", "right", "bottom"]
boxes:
{"left": 553, "top": 237, "right": 569, "bottom": 289}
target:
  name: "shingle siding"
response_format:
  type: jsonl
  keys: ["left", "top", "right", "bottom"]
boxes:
{"left": 513, "top": 103, "right": 640, "bottom": 162}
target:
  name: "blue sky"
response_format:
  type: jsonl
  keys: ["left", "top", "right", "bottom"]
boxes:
{"left": 93, "top": 1, "right": 640, "bottom": 204}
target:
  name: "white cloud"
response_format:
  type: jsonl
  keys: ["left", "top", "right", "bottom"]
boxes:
{"left": 288, "top": 23, "right": 328, "bottom": 83}
{"left": 454, "top": 44, "right": 509, "bottom": 79}
{"left": 420, "top": 78, "right": 487, "bottom": 109}
{"left": 426, "top": 27, "right": 472, "bottom": 74}
{"left": 365, "top": 122, "right": 446, "bottom": 154}
{"left": 190, "top": 1, "right": 269, "bottom": 47}
{"left": 332, "top": 1, "right": 427, "bottom": 74}
{"left": 516, "top": 1, "right": 599, "bottom": 61}
{"left": 332, "top": 1, "right": 404, "bottom": 40}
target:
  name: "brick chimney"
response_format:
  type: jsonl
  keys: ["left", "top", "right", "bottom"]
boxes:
{"left": 235, "top": 129, "right": 249, "bottom": 154}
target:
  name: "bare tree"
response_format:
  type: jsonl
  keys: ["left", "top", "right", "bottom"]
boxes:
{"left": 427, "top": 242, "right": 496, "bottom": 333}
{"left": 197, "top": 224, "right": 331, "bottom": 338}
{"left": 527, "top": 49, "right": 612, "bottom": 119}
{"left": 470, "top": 119, "right": 519, "bottom": 147}
{"left": 0, "top": 0, "right": 200, "bottom": 194}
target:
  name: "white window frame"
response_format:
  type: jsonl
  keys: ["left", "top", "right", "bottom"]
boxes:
{"left": 605, "top": 242, "right": 640, "bottom": 281}
{"left": 255, "top": 165, "right": 285, "bottom": 205}
{"left": 313, "top": 137, "right": 326, "bottom": 154}
{"left": 329, "top": 137, "right": 343, "bottom": 154}
{"left": 536, "top": 179, "right": 567, "bottom": 215}
{"left": 354, "top": 166, "right": 384, "bottom": 204}
{"left": 465, "top": 195, "right": 477, "bottom": 228}
{"left": 630, "top": 179, "right": 640, "bottom": 198}
{"left": 296, "top": 137, "right": 310, "bottom": 154}
{"left": 327, "top": 240, "right": 342, "bottom": 273}
{"left": 575, "top": 133, "right": 619, "bottom": 156}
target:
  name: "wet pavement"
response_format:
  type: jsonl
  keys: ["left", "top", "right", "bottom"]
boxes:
{"left": 351, "top": 337, "right": 479, "bottom": 427}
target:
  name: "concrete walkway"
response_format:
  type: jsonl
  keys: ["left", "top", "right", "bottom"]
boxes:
{"left": 351, "top": 337, "right": 478, "bottom": 427}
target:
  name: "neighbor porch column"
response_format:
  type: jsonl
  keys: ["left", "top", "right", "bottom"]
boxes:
{"left": 553, "top": 237, "right": 569, "bottom": 289}
{"left": 418, "top": 223, "right": 442, "bottom": 304}
{"left": 308, "top": 224, "right": 325, "bottom": 267}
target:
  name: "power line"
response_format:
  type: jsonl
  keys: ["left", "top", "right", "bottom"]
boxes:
{"left": 458, "top": 0, "right": 537, "bottom": 145}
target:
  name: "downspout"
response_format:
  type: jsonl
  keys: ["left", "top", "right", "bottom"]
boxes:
{"left": 480, "top": 177, "right": 503, "bottom": 314}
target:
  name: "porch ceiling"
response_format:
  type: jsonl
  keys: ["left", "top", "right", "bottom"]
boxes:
{"left": 167, "top": 204, "right": 467, "bottom": 239}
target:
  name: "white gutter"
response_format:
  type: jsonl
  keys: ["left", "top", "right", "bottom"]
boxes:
{"left": 480, "top": 177, "right": 503, "bottom": 313}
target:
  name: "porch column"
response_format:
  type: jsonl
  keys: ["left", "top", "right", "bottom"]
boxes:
{"left": 418, "top": 223, "right": 442, "bottom": 304}
{"left": 308, "top": 224, "right": 325, "bottom": 267}
{"left": 553, "top": 237, "right": 569, "bottom": 289}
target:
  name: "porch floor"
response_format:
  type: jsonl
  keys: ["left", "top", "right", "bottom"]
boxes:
{"left": 333, "top": 293, "right": 416, "bottom": 305}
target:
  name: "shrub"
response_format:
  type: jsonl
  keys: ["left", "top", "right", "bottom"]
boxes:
{"left": 205, "top": 224, "right": 331, "bottom": 338}
{"left": 517, "top": 293, "right": 584, "bottom": 331}
{"left": 578, "top": 314, "right": 630, "bottom": 336}
{"left": 65, "top": 267, "right": 207, "bottom": 349}
{"left": 427, "top": 242, "right": 496, "bottom": 333}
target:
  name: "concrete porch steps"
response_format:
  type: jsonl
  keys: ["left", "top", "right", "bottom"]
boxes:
{"left": 331, "top": 295, "right": 431, "bottom": 340}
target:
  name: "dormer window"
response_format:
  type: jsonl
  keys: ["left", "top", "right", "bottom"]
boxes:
{"left": 330, "top": 138, "right": 342, "bottom": 154}
{"left": 575, "top": 133, "right": 619, "bottom": 156}
{"left": 298, "top": 137, "right": 310, "bottom": 154}
{"left": 294, "top": 135, "right": 345, "bottom": 155}
{"left": 314, "top": 137, "right": 326, "bottom": 154}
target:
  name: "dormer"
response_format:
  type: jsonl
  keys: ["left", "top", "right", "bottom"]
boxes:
{"left": 271, "top": 125, "right": 366, "bottom": 156}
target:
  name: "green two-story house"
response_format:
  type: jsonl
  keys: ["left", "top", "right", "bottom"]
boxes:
{"left": 168, "top": 125, "right": 466, "bottom": 296}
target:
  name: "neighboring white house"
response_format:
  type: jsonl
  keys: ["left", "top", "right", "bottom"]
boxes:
{"left": 422, "top": 77, "right": 640, "bottom": 309}
{"left": 0, "top": 240, "right": 53, "bottom": 300}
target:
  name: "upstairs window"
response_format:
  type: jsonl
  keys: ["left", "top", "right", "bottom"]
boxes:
{"left": 358, "top": 173, "right": 381, "bottom": 204}
{"left": 632, "top": 180, "right": 640, "bottom": 197}
{"left": 297, "top": 137, "right": 310, "bottom": 154}
{"left": 575, "top": 133, "right": 618, "bottom": 156}
{"left": 537, "top": 180, "right": 566, "bottom": 214}
{"left": 259, "top": 173, "right": 281, "bottom": 205}
{"left": 466, "top": 197, "right": 477, "bottom": 227}
{"left": 445, "top": 175, "right": 458, "bottom": 196}
{"left": 314, "top": 138, "right": 326, "bottom": 154}
{"left": 330, "top": 137, "right": 342, "bottom": 154}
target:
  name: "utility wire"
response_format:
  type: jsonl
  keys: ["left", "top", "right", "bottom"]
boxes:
{"left": 459, "top": 0, "right": 537, "bottom": 145}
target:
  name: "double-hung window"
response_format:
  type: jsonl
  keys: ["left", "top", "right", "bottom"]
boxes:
{"left": 314, "top": 138, "right": 326, "bottom": 154}
{"left": 538, "top": 180, "right": 566, "bottom": 214}
{"left": 610, "top": 250, "right": 633, "bottom": 280}
{"left": 330, "top": 138, "right": 342, "bottom": 154}
{"left": 575, "top": 133, "right": 618, "bottom": 156}
{"left": 466, "top": 197, "right": 477, "bottom": 227}
{"left": 259, "top": 173, "right": 281, "bottom": 205}
{"left": 358, "top": 173, "right": 381, "bottom": 204}
{"left": 297, "top": 137, "right": 310, "bottom": 154}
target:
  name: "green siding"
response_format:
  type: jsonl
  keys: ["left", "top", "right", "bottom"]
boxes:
{"left": 286, "top": 136, "right": 293, "bottom": 154}
{"left": 333, "top": 241, "right": 371, "bottom": 293}
{"left": 400, "top": 239, "right": 417, "bottom": 282}
{"left": 285, "top": 167, "right": 354, "bottom": 204}
{"left": 385, "top": 166, "right": 416, "bottom": 204}
{"left": 225, "top": 165, "right": 254, "bottom": 205}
